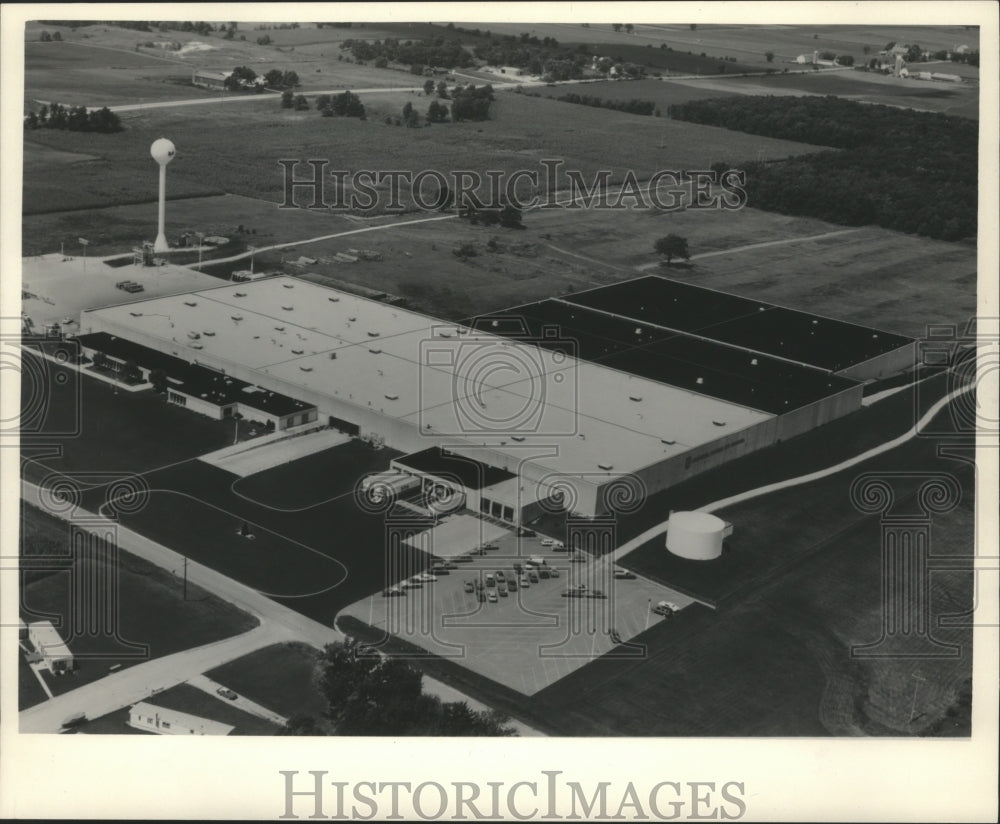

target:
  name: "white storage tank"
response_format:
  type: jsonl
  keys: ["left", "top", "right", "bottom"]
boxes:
{"left": 665, "top": 511, "right": 732, "bottom": 560}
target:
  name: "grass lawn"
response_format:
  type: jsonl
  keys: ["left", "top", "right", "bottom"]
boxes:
{"left": 19, "top": 504, "right": 259, "bottom": 698}
{"left": 19, "top": 354, "right": 255, "bottom": 484}
{"left": 18, "top": 654, "right": 49, "bottom": 711}
{"left": 80, "top": 683, "right": 279, "bottom": 735}
{"left": 206, "top": 642, "right": 327, "bottom": 720}
{"left": 109, "top": 450, "right": 429, "bottom": 623}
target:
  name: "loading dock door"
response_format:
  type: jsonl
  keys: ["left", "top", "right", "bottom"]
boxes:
{"left": 328, "top": 415, "right": 360, "bottom": 436}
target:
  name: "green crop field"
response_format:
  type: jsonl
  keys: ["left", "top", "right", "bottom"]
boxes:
{"left": 22, "top": 89, "right": 827, "bottom": 216}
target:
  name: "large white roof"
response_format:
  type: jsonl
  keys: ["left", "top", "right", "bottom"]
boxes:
{"left": 82, "top": 277, "right": 772, "bottom": 477}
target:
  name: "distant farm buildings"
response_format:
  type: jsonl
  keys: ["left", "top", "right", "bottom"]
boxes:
{"left": 191, "top": 69, "right": 231, "bottom": 89}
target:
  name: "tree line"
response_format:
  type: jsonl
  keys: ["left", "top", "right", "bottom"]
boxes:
{"left": 24, "top": 102, "right": 123, "bottom": 133}
{"left": 340, "top": 36, "right": 474, "bottom": 70}
{"left": 667, "top": 95, "right": 977, "bottom": 241}
{"left": 551, "top": 91, "right": 656, "bottom": 116}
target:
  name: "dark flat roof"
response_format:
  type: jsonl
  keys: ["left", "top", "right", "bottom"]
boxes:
{"left": 465, "top": 301, "right": 860, "bottom": 414}
{"left": 75, "top": 332, "right": 313, "bottom": 417}
{"left": 395, "top": 447, "right": 515, "bottom": 490}
{"left": 562, "top": 276, "right": 914, "bottom": 371}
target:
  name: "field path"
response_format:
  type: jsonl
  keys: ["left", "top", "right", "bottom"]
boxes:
{"left": 637, "top": 227, "right": 864, "bottom": 270}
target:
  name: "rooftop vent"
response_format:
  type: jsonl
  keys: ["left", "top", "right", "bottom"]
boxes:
{"left": 291, "top": 348, "right": 304, "bottom": 355}
{"left": 282, "top": 305, "right": 294, "bottom": 311}
{"left": 129, "top": 312, "right": 143, "bottom": 317}
{"left": 348, "top": 316, "right": 357, "bottom": 322}
{"left": 234, "top": 291, "right": 246, "bottom": 297}
{"left": 283, "top": 283, "right": 294, "bottom": 289}
{"left": 184, "top": 300, "right": 197, "bottom": 307}
{"left": 661, "top": 438, "right": 676, "bottom": 445}
{"left": 696, "top": 377, "right": 704, "bottom": 385}
{"left": 190, "top": 343, "right": 203, "bottom": 349}
{"left": 275, "top": 325, "right": 285, "bottom": 331}
{"left": 203, "top": 330, "right": 215, "bottom": 337}
{"left": 598, "top": 462, "right": 614, "bottom": 471}
{"left": 231, "top": 314, "right": 243, "bottom": 321}
{"left": 328, "top": 296, "right": 340, "bottom": 302}
{"left": 369, "top": 347, "right": 382, "bottom": 354}
{"left": 299, "top": 366, "right": 313, "bottom": 372}
{"left": 439, "top": 329, "right": 453, "bottom": 338}
{"left": 750, "top": 358, "right": 758, "bottom": 366}
{"left": 329, "top": 352, "right": 337, "bottom": 359}
{"left": 634, "top": 327, "right": 643, "bottom": 335}
{"left": 712, "top": 420, "right": 726, "bottom": 427}
{"left": 367, "top": 331, "right": 380, "bottom": 337}
{"left": 812, "top": 319, "right": 819, "bottom": 325}
{"left": 511, "top": 435, "right": 526, "bottom": 442}
{"left": 384, "top": 393, "right": 398, "bottom": 400}
{"left": 628, "top": 394, "right": 642, "bottom": 402}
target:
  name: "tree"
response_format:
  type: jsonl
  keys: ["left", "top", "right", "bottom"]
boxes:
{"left": 624, "top": 24, "right": 634, "bottom": 34}
{"left": 294, "top": 94, "right": 309, "bottom": 111}
{"left": 280, "top": 89, "right": 294, "bottom": 108}
{"left": 225, "top": 65, "right": 257, "bottom": 90}
{"left": 423, "top": 78, "right": 435, "bottom": 95}
{"left": 331, "top": 90, "right": 365, "bottom": 117}
{"left": 436, "top": 80, "right": 449, "bottom": 98}
{"left": 905, "top": 43, "right": 923, "bottom": 63}
{"left": 402, "top": 101, "right": 419, "bottom": 127}
{"left": 765, "top": 50, "right": 774, "bottom": 63}
{"left": 654, "top": 234, "right": 690, "bottom": 264}
{"left": 52, "top": 31, "right": 62, "bottom": 41}
{"left": 612, "top": 24, "right": 623, "bottom": 32}
{"left": 40, "top": 30, "right": 52, "bottom": 41}
{"left": 426, "top": 100, "right": 449, "bottom": 123}
{"left": 264, "top": 68, "right": 285, "bottom": 87}
{"left": 283, "top": 70, "right": 300, "bottom": 88}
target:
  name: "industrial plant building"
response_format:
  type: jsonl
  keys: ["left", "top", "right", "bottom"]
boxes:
{"left": 76, "top": 275, "right": 914, "bottom": 525}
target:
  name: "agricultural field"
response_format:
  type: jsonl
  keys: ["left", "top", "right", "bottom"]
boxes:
{"left": 21, "top": 89, "right": 827, "bottom": 217}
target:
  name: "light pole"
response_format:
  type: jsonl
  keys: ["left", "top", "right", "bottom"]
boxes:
{"left": 79, "top": 237, "right": 90, "bottom": 271}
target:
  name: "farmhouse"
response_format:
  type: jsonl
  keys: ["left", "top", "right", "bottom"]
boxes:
{"left": 128, "top": 702, "right": 234, "bottom": 735}
{"left": 76, "top": 276, "right": 913, "bottom": 524}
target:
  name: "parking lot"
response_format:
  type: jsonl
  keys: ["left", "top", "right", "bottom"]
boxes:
{"left": 339, "top": 526, "right": 695, "bottom": 695}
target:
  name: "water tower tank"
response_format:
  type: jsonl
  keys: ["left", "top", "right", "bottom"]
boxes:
{"left": 665, "top": 511, "right": 730, "bottom": 560}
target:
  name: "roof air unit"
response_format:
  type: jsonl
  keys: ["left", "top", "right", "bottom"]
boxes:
{"left": 598, "top": 462, "right": 613, "bottom": 471}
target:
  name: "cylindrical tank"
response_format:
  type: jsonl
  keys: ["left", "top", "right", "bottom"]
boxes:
{"left": 666, "top": 511, "right": 726, "bottom": 560}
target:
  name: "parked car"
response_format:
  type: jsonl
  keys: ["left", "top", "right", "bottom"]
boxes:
{"left": 549, "top": 567, "right": 560, "bottom": 578}
{"left": 498, "top": 584, "right": 508, "bottom": 597}
{"left": 513, "top": 562, "right": 522, "bottom": 575}
{"left": 507, "top": 578, "right": 518, "bottom": 592}
{"left": 418, "top": 572, "right": 437, "bottom": 583}
{"left": 528, "top": 571, "right": 539, "bottom": 583}
{"left": 485, "top": 573, "right": 495, "bottom": 587}
{"left": 526, "top": 556, "right": 547, "bottom": 567}
{"left": 538, "top": 568, "right": 551, "bottom": 579}
{"left": 383, "top": 586, "right": 405, "bottom": 597}
{"left": 487, "top": 590, "right": 498, "bottom": 603}
{"left": 520, "top": 575, "right": 530, "bottom": 588}
{"left": 540, "top": 538, "right": 554, "bottom": 547}
{"left": 613, "top": 569, "right": 637, "bottom": 580}
{"left": 495, "top": 571, "right": 506, "bottom": 582}
{"left": 463, "top": 581, "right": 475, "bottom": 594}
{"left": 652, "top": 600, "right": 680, "bottom": 616}
{"left": 216, "top": 687, "right": 238, "bottom": 701}
{"left": 561, "top": 589, "right": 584, "bottom": 598}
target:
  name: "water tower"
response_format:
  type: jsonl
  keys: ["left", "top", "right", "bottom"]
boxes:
{"left": 150, "top": 138, "right": 176, "bottom": 252}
